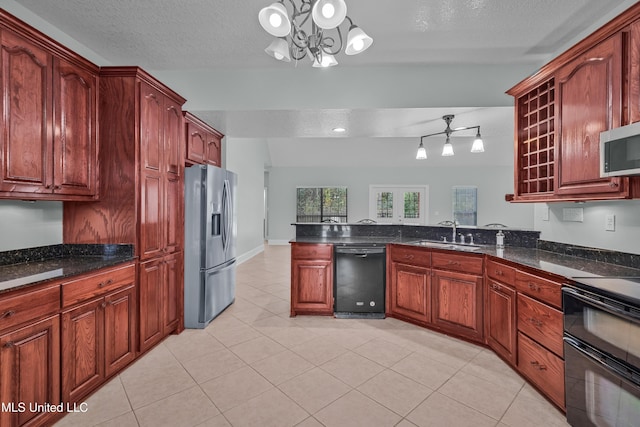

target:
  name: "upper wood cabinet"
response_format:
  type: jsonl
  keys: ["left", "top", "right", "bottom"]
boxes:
{"left": 184, "top": 111, "right": 223, "bottom": 167}
{"left": 0, "top": 13, "right": 98, "bottom": 201}
{"left": 507, "top": 3, "right": 640, "bottom": 202}
{"left": 555, "top": 34, "right": 625, "bottom": 197}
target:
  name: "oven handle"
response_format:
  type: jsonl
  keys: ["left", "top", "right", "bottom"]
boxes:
{"left": 563, "top": 286, "right": 640, "bottom": 324}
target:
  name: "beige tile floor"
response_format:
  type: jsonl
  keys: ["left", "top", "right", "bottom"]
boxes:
{"left": 55, "top": 245, "right": 570, "bottom": 427}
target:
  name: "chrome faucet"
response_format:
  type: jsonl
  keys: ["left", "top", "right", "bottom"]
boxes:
{"left": 458, "top": 233, "right": 465, "bottom": 244}
{"left": 452, "top": 220, "right": 458, "bottom": 243}
{"left": 467, "top": 233, "right": 474, "bottom": 245}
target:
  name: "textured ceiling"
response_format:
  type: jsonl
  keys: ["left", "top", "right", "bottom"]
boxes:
{"left": 10, "top": 0, "right": 636, "bottom": 167}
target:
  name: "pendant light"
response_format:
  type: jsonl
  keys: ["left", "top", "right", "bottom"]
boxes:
{"left": 416, "top": 115, "right": 485, "bottom": 159}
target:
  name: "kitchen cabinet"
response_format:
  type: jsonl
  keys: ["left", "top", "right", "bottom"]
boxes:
{"left": 139, "top": 252, "right": 183, "bottom": 352}
{"left": 64, "top": 67, "right": 187, "bottom": 347}
{"left": 515, "top": 268, "right": 565, "bottom": 409}
{"left": 184, "top": 111, "right": 224, "bottom": 167}
{"left": 507, "top": 4, "right": 640, "bottom": 202}
{"left": 431, "top": 252, "right": 484, "bottom": 342}
{"left": 61, "top": 263, "right": 136, "bottom": 403}
{"left": 0, "top": 13, "right": 98, "bottom": 201}
{"left": 0, "top": 315, "right": 60, "bottom": 427}
{"left": 387, "top": 245, "right": 431, "bottom": 324}
{"left": 290, "top": 243, "right": 334, "bottom": 316}
{"left": 485, "top": 259, "right": 517, "bottom": 365}
{"left": 555, "top": 34, "right": 625, "bottom": 198}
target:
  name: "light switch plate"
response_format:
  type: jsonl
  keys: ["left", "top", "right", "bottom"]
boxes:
{"left": 605, "top": 213, "right": 615, "bottom": 231}
{"left": 562, "top": 207, "right": 584, "bottom": 222}
{"left": 541, "top": 206, "right": 550, "bottom": 221}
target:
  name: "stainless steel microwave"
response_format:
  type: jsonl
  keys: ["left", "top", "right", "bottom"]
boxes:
{"left": 600, "top": 121, "right": 640, "bottom": 177}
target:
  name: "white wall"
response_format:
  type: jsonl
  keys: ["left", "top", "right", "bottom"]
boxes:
{"left": 267, "top": 165, "right": 534, "bottom": 243}
{"left": 225, "top": 137, "right": 271, "bottom": 260}
{"left": 534, "top": 201, "right": 640, "bottom": 255}
{"left": 0, "top": 201, "right": 63, "bottom": 251}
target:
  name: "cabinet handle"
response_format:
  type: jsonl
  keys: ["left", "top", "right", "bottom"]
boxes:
{"left": 404, "top": 254, "right": 414, "bottom": 260}
{"left": 490, "top": 284, "right": 500, "bottom": 291}
{"left": 609, "top": 182, "right": 619, "bottom": 188}
{"left": 3, "top": 342, "right": 14, "bottom": 348}
{"left": 530, "top": 360, "right": 547, "bottom": 371}
{"left": 101, "top": 302, "right": 107, "bottom": 308}
{"left": 528, "top": 282, "right": 540, "bottom": 291}
{"left": 54, "top": 185, "right": 61, "bottom": 190}
{"left": 495, "top": 269, "right": 504, "bottom": 276}
{"left": 447, "top": 261, "right": 460, "bottom": 266}
{"left": 527, "top": 317, "right": 543, "bottom": 327}
{"left": 0, "top": 310, "right": 15, "bottom": 319}
{"left": 45, "top": 184, "right": 52, "bottom": 189}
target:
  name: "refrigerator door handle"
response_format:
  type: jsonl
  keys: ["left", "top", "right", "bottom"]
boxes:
{"left": 221, "top": 179, "right": 232, "bottom": 253}
{"left": 225, "top": 179, "right": 233, "bottom": 255}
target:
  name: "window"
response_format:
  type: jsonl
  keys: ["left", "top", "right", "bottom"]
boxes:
{"left": 452, "top": 186, "right": 477, "bottom": 226}
{"left": 369, "top": 185, "right": 428, "bottom": 225}
{"left": 296, "top": 187, "right": 348, "bottom": 223}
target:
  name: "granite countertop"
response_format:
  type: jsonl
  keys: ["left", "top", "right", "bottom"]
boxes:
{"left": 0, "top": 244, "right": 136, "bottom": 294}
{"left": 291, "top": 236, "right": 640, "bottom": 280}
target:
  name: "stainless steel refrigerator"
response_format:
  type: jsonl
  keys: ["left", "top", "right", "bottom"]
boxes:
{"left": 184, "top": 165, "right": 237, "bottom": 328}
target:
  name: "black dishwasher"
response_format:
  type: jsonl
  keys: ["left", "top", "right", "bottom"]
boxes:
{"left": 334, "top": 244, "right": 385, "bottom": 319}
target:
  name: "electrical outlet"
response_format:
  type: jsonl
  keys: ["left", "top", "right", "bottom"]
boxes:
{"left": 541, "top": 206, "right": 550, "bottom": 221}
{"left": 605, "top": 214, "right": 615, "bottom": 231}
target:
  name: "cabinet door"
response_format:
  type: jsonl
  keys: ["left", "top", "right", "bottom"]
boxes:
{"left": 556, "top": 34, "right": 624, "bottom": 197}
{"left": 186, "top": 121, "right": 206, "bottom": 164}
{"left": 291, "top": 259, "right": 333, "bottom": 315}
{"left": 0, "top": 315, "right": 60, "bottom": 427}
{"left": 485, "top": 279, "right": 517, "bottom": 365}
{"left": 104, "top": 285, "right": 136, "bottom": 377}
{"left": 389, "top": 262, "right": 430, "bottom": 323}
{"left": 162, "top": 252, "right": 182, "bottom": 334}
{"left": 432, "top": 269, "right": 483, "bottom": 342}
{"left": 139, "top": 82, "right": 164, "bottom": 260}
{"left": 163, "top": 100, "right": 182, "bottom": 178}
{"left": 139, "top": 258, "right": 164, "bottom": 353}
{"left": 206, "top": 132, "right": 221, "bottom": 166}
{"left": 52, "top": 57, "right": 97, "bottom": 196}
{"left": 0, "top": 30, "right": 53, "bottom": 194}
{"left": 61, "top": 297, "right": 104, "bottom": 403}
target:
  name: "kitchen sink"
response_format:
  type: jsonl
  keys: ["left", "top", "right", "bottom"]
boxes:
{"left": 409, "top": 240, "right": 482, "bottom": 251}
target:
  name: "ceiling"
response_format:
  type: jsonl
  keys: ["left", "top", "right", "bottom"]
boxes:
{"left": 10, "top": 0, "right": 637, "bottom": 167}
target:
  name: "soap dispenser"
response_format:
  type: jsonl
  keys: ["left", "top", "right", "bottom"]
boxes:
{"left": 496, "top": 230, "right": 505, "bottom": 249}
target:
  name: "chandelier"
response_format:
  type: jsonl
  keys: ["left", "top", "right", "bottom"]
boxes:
{"left": 258, "top": 0, "right": 373, "bottom": 67}
{"left": 416, "top": 115, "right": 485, "bottom": 159}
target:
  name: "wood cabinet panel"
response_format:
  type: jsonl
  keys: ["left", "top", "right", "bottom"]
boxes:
{"left": 184, "top": 111, "right": 223, "bottom": 167}
{"left": 62, "top": 263, "right": 136, "bottom": 307}
{"left": 389, "top": 245, "right": 431, "bottom": 266}
{"left": 0, "top": 29, "right": 52, "bottom": 194}
{"left": 291, "top": 259, "right": 333, "bottom": 315}
{"left": 630, "top": 19, "right": 640, "bottom": 124}
{"left": 53, "top": 57, "right": 97, "bottom": 196}
{"left": 291, "top": 243, "right": 333, "bottom": 260}
{"left": 486, "top": 258, "right": 516, "bottom": 284}
{"left": 0, "top": 315, "right": 60, "bottom": 427}
{"left": 388, "top": 262, "right": 430, "bottom": 323}
{"left": 432, "top": 268, "right": 483, "bottom": 342}
{"left": 0, "top": 284, "right": 60, "bottom": 333}
{"left": 517, "top": 293, "right": 563, "bottom": 356}
{"left": 61, "top": 297, "right": 103, "bottom": 403}
{"left": 486, "top": 279, "right": 517, "bottom": 365}
{"left": 185, "top": 121, "right": 206, "bottom": 164}
{"left": 518, "top": 332, "right": 565, "bottom": 409}
{"left": 104, "top": 284, "right": 136, "bottom": 377}
{"left": 432, "top": 252, "right": 483, "bottom": 275}
{"left": 139, "top": 257, "right": 164, "bottom": 352}
{"left": 515, "top": 269, "right": 563, "bottom": 309}
{"left": 140, "top": 173, "right": 163, "bottom": 260}
{"left": 556, "top": 34, "right": 624, "bottom": 197}
{"left": 163, "top": 252, "right": 182, "bottom": 335}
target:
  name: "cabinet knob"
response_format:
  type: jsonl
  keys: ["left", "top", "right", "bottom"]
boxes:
{"left": 490, "top": 284, "right": 500, "bottom": 291}
{"left": 54, "top": 185, "right": 61, "bottom": 190}
{"left": 101, "top": 302, "right": 107, "bottom": 308}
{"left": 0, "top": 310, "right": 15, "bottom": 319}
{"left": 3, "top": 342, "right": 14, "bottom": 348}
{"left": 527, "top": 317, "right": 543, "bottom": 327}
{"left": 530, "top": 360, "right": 547, "bottom": 371}
{"left": 495, "top": 270, "right": 503, "bottom": 276}
{"left": 528, "top": 282, "right": 540, "bottom": 291}
{"left": 45, "top": 184, "right": 52, "bottom": 189}
{"left": 609, "top": 182, "right": 619, "bottom": 188}
{"left": 447, "top": 261, "right": 460, "bottom": 266}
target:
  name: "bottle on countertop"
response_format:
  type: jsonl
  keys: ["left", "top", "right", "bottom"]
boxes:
{"left": 496, "top": 230, "right": 505, "bottom": 249}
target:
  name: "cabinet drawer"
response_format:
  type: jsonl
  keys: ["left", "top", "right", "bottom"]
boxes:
{"left": 0, "top": 284, "right": 60, "bottom": 333}
{"left": 389, "top": 245, "right": 431, "bottom": 266}
{"left": 291, "top": 243, "right": 333, "bottom": 260}
{"left": 432, "top": 252, "right": 482, "bottom": 275}
{"left": 62, "top": 263, "right": 135, "bottom": 307}
{"left": 518, "top": 332, "right": 565, "bottom": 409}
{"left": 515, "top": 270, "right": 562, "bottom": 309}
{"left": 486, "top": 259, "right": 516, "bottom": 284}
{"left": 517, "top": 293, "right": 563, "bottom": 356}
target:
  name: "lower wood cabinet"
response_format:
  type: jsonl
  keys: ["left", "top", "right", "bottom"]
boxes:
{"left": 518, "top": 332, "right": 565, "bottom": 408}
{"left": 0, "top": 314, "right": 60, "bottom": 427}
{"left": 290, "top": 243, "right": 334, "bottom": 316}
{"left": 485, "top": 278, "right": 517, "bottom": 365}
{"left": 139, "top": 252, "right": 183, "bottom": 352}
{"left": 61, "top": 268, "right": 136, "bottom": 403}
{"left": 388, "top": 261, "right": 430, "bottom": 324}
{"left": 432, "top": 268, "right": 483, "bottom": 342}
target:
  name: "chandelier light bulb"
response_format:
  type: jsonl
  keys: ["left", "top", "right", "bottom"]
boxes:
{"left": 269, "top": 13, "right": 282, "bottom": 27}
{"left": 352, "top": 38, "right": 364, "bottom": 52}
{"left": 471, "top": 131, "right": 485, "bottom": 153}
{"left": 442, "top": 138, "right": 454, "bottom": 156}
{"left": 416, "top": 141, "right": 427, "bottom": 160}
{"left": 322, "top": 3, "right": 335, "bottom": 18}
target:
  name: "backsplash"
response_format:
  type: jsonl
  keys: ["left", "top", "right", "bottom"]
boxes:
{"left": 537, "top": 240, "right": 640, "bottom": 270}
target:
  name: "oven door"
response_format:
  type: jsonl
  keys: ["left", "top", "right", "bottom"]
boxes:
{"left": 564, "top": 336, "right": 640, "bottom": 427}
{"left": 563, "top": 287, "right": 640, "bottom": 368}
